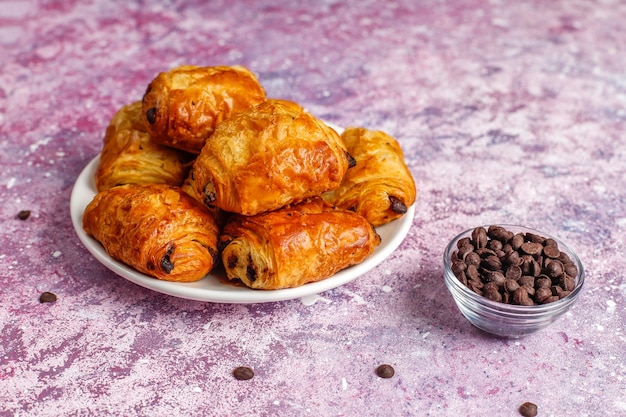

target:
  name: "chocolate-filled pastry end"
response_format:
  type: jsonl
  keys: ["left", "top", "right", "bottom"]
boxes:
{"left": 83, "top": 184, "right": 220, "bottom": 282}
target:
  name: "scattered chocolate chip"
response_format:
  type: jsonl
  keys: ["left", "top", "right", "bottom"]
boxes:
{"left": 375, "top": 364, "right": 395, "bottom": 379}
{"left": 519, "top": 401, "right": 538, "bottom": 417}
{"left": 17, "top": 210, "right": 31, "bottom": 220}
{"left": 233, "top": 366, "right": 254, "bottom": 380}
{"left": 39, "top": 292, "right": 57, "bottom": 303}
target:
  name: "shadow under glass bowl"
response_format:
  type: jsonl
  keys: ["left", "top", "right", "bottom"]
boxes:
{"left": 443, "top": 225, "right": 585, "bottom": 338}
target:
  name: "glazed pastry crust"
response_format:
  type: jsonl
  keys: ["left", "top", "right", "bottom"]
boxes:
{"left": 219, "top": 198, "right": 381, "bottom": 290}
{"left": 95, "top": 101, "right": 192, "bottom": 192}
{"left": 322, "top": 127, "right": 416, "bottom": 226}
{"left": 192, "top": 99, "right": 350, "bottom": 216}
{"left": 83, "top": 184, "right": 220, "bottom": 282}
{"left": 142, "top": 65, "right": 266, "bottom": 154}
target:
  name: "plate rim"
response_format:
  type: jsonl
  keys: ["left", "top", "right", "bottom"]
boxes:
{"left": 70, "top": 155, "right": 414, "bottom": 304}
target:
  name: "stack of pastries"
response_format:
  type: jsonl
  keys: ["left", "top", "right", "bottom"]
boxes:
{"left": 82, "top": 65, "right": 416, "bottom": 290}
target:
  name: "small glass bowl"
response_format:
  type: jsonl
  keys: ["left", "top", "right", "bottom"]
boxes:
{"left": 443, "top": 225, "right": 585, "bottom": 338}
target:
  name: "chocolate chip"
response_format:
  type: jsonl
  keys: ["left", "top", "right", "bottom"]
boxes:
{"left": 202, "top": 184, "right": 217, "bottom": 203}
{"left": 564, "top": 263, "right": 578, "bottom": 278}
{"left": 481, "top": 255, "right": 502, "bottom": 271}
{"left": 505, "top": 265, "right": 522, "bottom": 281}
{"left": 484, "top": 288, "right": 502, "bottom": 302}
{"left": 471, "top": 227, "right": 488, "bottom": 249}
{"left": 39, "top": 292, "right": 57, "bottom": 303}
{"left": 504, "top": 278, "right": 520, "bottom": 293}
{"left": 518, "top": 401, "right": 538, "bottom": 417}
{"left": 458, "top": 244, "right": 474, "bottom": 259}
{"left": 535, "top": 275, "right": 551, "bottom": 289}
{"left": 465, "top": 251, "right": 481, "bottom": 267}
{"left": 17, "top": 210, "right": 31, "bottom": 220}
{"left": 535, "top": 287, "right": 553, "bottom": 303}
{"left": 227, "top": 254, "right": 238, "bottom": 269}
{"left": 146, "top": 107, "right": 157, "bottom": 124}
{"left": 518, "top": 275, "right": 535, "bottom": 288}
{"left": 543, "top": 295, "right": 560, "bottom": 303}
{"left": 246, "top": 255, "right": 257, "bottom": 282}
{"left": 488, "top": 225, "right": 512, "bottom": 242}
{"left": 488, "top": 239, "right": 503, "bottom": 252}
{"left": 546, "top": 260, "right": 564, "bottom": 278}
{"left": 483, "top": 281, "right": 499, "bottom": 293}
{"left": 521, "top": 242, "right": 543, "bottom": 256}
{"left": 485, "top": 271, "right": 505, "bottom": 286}
{"left": 375, "top": 364, "right": 395, "bottom": 378}
{"left": 510, "top": 233, "right": 524, "bottom": 250}
{"left": 457, "top": 237, "right": 472, "bottom": 249}
{"left": 543, "top": 244, "right": 561, "bottom": 258}
{"left": 389, "top": 196, "right": 407, "bottom": 214}
{"left": 560, "top": 275, "right": 576, "bottom": 292}
{"left": 346, "top": 151, "right": 357, "bottom": 168}
{"left": 161, "top": 244, "right": 175, "bottom": 274}
{"left": 504, "top": 251, "right": 521, "bottom": 267}
{"left": 466, "top": 264, "right": 480, "bottom": 281}
{"left": 526, "top": 233, "right": 545, "bottom": 244}
{"left": 233, "top": 366, "right": 254, "bottom": 380}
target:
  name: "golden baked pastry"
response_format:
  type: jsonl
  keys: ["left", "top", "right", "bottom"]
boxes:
{"left": 180, "top": 169, "right": 226, "bottom": 228}
{"left": 322, "top": 127, "right": 416, "bottom": 226}
{"left": 192, "top": 99, "right": 351, "bottom": 216}
{"left": 83, "top": 184, "right": 220, "bottom": 282}
{"left": 141, "top": 65, "right": 266, "bottom": 153}
{"left": 95, "top": 101, "right": 193, "bottom": 192}
{"left": 219, "top": 197, "right": 381, "bottom": 290}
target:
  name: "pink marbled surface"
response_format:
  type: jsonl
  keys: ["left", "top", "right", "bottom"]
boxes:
{"left": 1, "top": 0, "right": 625, "bottom": 416}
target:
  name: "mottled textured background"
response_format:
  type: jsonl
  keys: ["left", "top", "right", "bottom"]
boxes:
{"left": 1, "top": 0, "right": 625, "bottom": 416}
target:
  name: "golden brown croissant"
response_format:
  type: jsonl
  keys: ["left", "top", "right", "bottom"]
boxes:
{"left": 141, "top": 65, "right": 266, "bottom": 154}
{"left": 192, "top": 99, "right": 352, "bottom": 216}
{"left": 83, "top": 184, "right": 220, "bottom": 282}
{"left": 322, "top": 127, "right": 416, "bottom": 226}
{"left": 219, "top": 197, "right": 381, "bottom": 290}
{"left": 95, "top": 101, "right": 193, "bottom": 192}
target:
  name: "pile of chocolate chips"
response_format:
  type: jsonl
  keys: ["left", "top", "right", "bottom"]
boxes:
{"left": 450, "top": 226, "right": 579, "bottom": 306}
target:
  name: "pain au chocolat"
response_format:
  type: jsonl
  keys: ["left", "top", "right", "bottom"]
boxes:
{"left": 83, "top": 184, "right": 220, "bottom": 282}
{"left": 192, "top": 99, "right": 352, "bottom": 216}
{"left": 141, "top": 65, "right": 266, "bottom": 154}
{"left": 95, "top": 101, "right": 193, "bottom": 192}
{"left": 322, "top": 127, "right": 416, "bottom": 226}
{"left": 219, "top": 197, "right": 381, "bottom": 290}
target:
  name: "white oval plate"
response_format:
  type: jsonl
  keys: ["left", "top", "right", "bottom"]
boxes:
{"left": 70, "top": 156, "right": 414, "bottom": 304}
